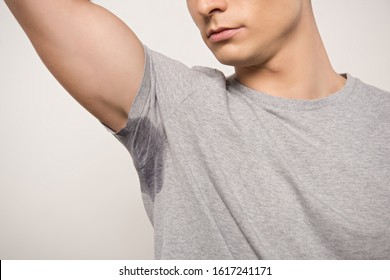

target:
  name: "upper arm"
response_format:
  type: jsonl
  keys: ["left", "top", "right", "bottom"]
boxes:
{"left": 5, "top": 0, "right": 145, "bottom": 133}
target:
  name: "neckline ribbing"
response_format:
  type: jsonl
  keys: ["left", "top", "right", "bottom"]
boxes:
{"left": 227, "top": 73, "right": 356, "bottom": 110}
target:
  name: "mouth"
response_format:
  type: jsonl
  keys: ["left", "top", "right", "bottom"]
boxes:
{"left": 207, "top": 27, "right": 243, "bottom": 43}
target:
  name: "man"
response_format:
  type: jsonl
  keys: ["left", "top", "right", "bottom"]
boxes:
{"left": 4, "top": 0, "right": 390, "bottom": 259}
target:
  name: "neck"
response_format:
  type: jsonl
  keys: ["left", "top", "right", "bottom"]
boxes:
{"left": 234, "top": 5, "right": 346, "bottom": 100}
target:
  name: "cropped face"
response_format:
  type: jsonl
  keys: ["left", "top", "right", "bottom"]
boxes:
{"left": 186, "top": 0, "right": 306, "bottom": 67}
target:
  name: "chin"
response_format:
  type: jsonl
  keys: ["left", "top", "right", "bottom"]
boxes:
{"left": 213, "top": 49, "right": 256, "bottom": 67}
{"left": 217, "top": 46, "right": 277, "bottom": 70}
{"left": 209, "top": 42, "right": 263, "bottom": 67}
{"left": 216, "top": 56, "right": 248, "bottom": 67}
{"left": 209, "top": 45, "right": 238, "bottom": 65}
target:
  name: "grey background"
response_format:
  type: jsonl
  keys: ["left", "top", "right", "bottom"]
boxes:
{"left": 1, "top": 0, "right": 389, "bottom": 259}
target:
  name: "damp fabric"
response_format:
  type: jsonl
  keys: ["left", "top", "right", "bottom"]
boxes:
{"left": 102, "top": 45, "right": 390, "bottom": 259}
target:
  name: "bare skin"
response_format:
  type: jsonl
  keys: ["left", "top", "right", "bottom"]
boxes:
{"left": 187, "top": 0, "right": 347, "bottom": 100}
{"left": 4, "top": 0, "right": 145, "bottom": 133}
{"left": 5, "top": 0, "right": 347, "bottom": 135}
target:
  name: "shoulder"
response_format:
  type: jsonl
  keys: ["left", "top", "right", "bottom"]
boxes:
{"left": 353, "top": 75, "right": 390, "bottom": 98}
{"left": 190, "top": 65, "right": 228, "bottom": 90}
{"left": 144, "top": 46, "right": 230, "bottom": 95}
{"left": 351, "top": 75, "right": 390, "bottom": 114}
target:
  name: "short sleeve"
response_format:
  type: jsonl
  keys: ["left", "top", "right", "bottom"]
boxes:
{"left": 100, "top": 44, "right": 201, "bottom": 170}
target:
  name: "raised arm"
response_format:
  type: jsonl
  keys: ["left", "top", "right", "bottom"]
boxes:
{"left": 4, "top": 0, "right": 145, "bottom": 133}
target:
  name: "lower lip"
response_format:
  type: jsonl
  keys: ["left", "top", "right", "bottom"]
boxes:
{"left": 209, "top": 28, "right": 243, "bottom": 43}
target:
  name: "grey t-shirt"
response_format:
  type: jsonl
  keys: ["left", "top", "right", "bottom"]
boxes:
{"left": 102, "top": 45, "right": 390, "bottom": 259}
